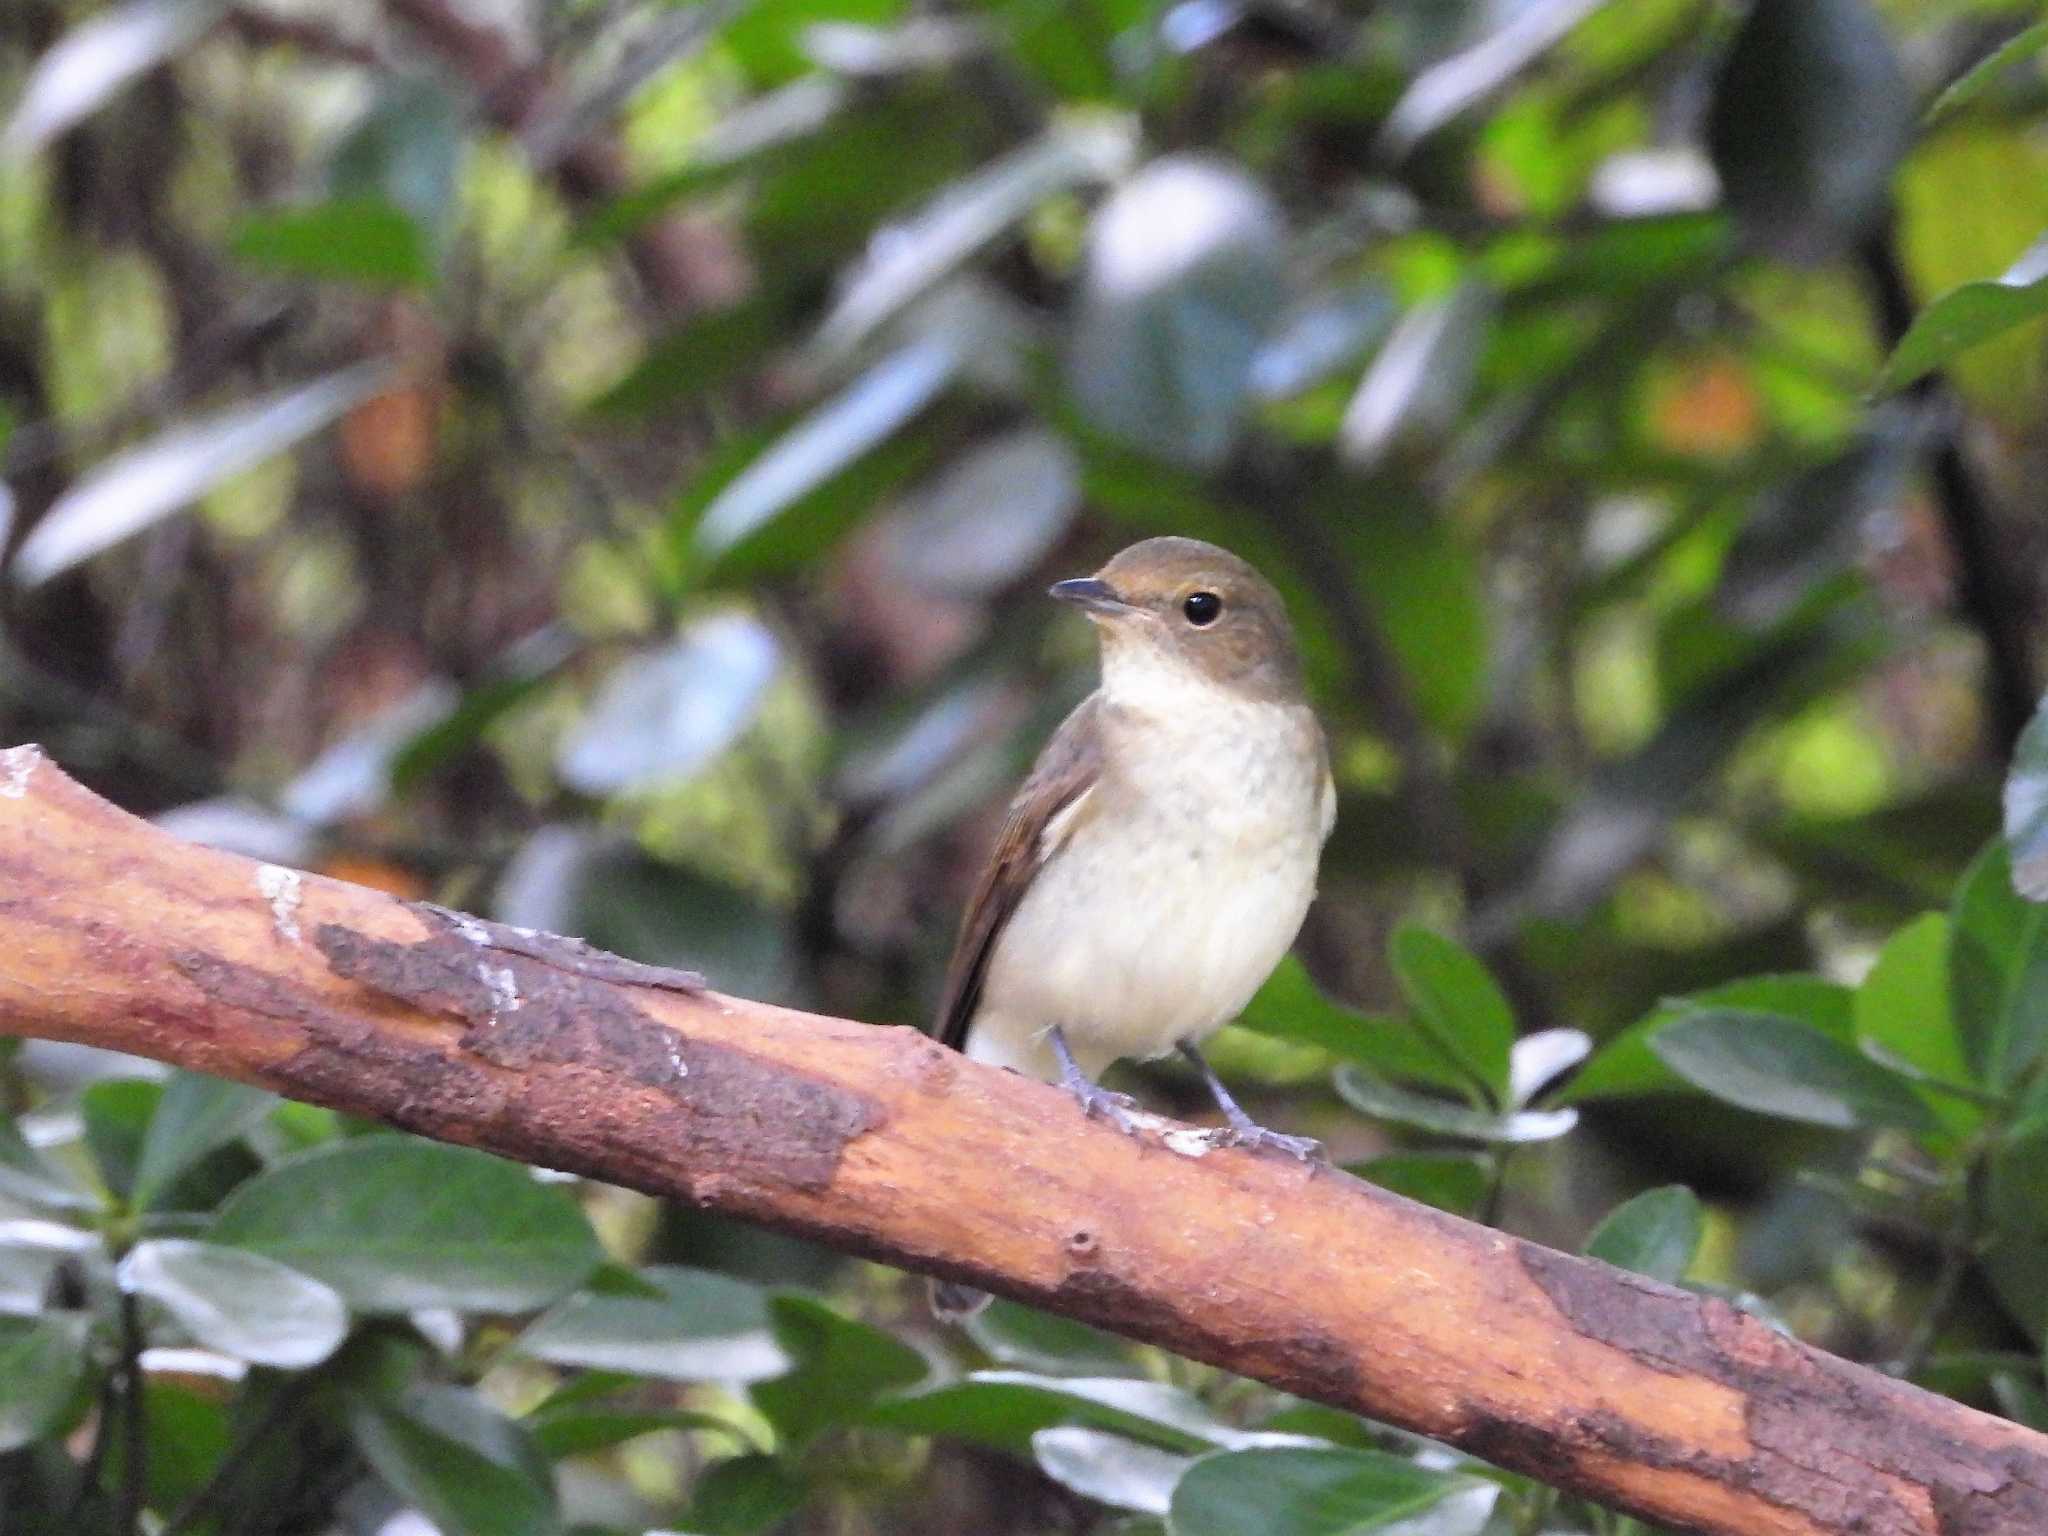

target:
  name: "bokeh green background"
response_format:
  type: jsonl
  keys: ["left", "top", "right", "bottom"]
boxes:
{"left": 6, "top": 0, "right": 2048, "bottom": 1532}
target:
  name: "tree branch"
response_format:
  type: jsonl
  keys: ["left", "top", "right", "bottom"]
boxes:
{"left": 1, "top": 745, "right": 2044, "bottom": 1536}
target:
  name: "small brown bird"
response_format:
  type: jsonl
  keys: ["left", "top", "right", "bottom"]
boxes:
{"left": 929, "top": 537, "right": 1334, "bottom": 1315}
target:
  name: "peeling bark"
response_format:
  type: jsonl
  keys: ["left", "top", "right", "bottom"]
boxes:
{"left": 1, "top": 745, "right": 2043, "bottom": 1536}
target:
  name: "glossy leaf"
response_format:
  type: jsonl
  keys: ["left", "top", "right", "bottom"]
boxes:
{"left": 1168, "top": 1446, "right": 1473, "bottom": 1536}
{"left": 1069, "top": 155, "right": 1289, "bottom": 469}
{"left": 690, "top": 1452, "right": 809, "bottom": 1536}
{"left": 1924, "top": 21, "right": 2048, "bottom": 126}
{"left": 130, "top": 1071, "right": 276, "bottom": 1212}
{"left": 1339, "top": 284, "right": 1492, "bottom": 469}
{"left": 1033, "top": 1427, "right": 1190, "bottom": 1515}
{"left": 1704, "top": 0, "right": 1911, "bottom": 259}
{"left": 0, "top": 1312, "right": 89, "bottom": 1452}
{"left": 1855, "top": 914, "right": 1980, "bottom": 1136}
{"left": 514, "top": 1266, "right": 789, "bottom": 1383}
{"left": 1876, "top": 236, "right": 2048, "bottom": 397}
{"left": 231, "top": 197, "right": 432, "bottom": 288}
{"left": 1584, "top": 1186, "right": 1702, "bottom": 1283}
{"left": 118, "top": 1238, "right": 346, "bottom": 1368}
{"left": 752, "top": 1292, "right": 927, "bottom": 1447}
{"left": 1987, "top": 1119, "right": 2048, "bottom": 1342}
{"left": 868, "top": 1371, "right": 1241, "bottom": 1454}
{"left": 2005, "top": 692, "right": 2048, "bottom": 900}
{"left": 556, "top": 614, "right": 780, "bottom": 795}
{"left": 0, "top": 1112, "right": 92, "bottom": 1212}
{"left": 1648, "top": 1009, "right": 1936, "bottom": 1132}
{"left": 879, "top": 430, "right": 1081, "bottom": 596}
{"left": 1, "top": 0, "right": 223, "bottom": 155}
{"left": 816, "top": 118, "right": 1133, "bottom": 359}
{"left": 1559, "top": 975, "right": 1855, "bottom": 1104}
{"left": 1333, "top": 1068, "right": 1577, "bottom": 1144}
{"left": 1388, "top": 925, "right": 1515, "bottom": 1101}
{"left": 351, "top": 1385, "right": 560, "bottom": 1536}
{"left": 81, "top": 1077, "right": 163, "bottom": 1202}
{"left": 1508, "top": 1029, "right": 1591, "bottom": 1107}
{"left": 528, "top": 1407, "right": 748, "bottom": 1460}
{"left": 11, "top": 362, "right": 395, "bottom": 587}
{"left": 1949, "top": 842, "right": 2048, "bottom": 1088}
{"left": 1378, "top": 0, "right": 1604, "bottom": 156}
{"left": 965, "top": 1300, "right": 1134, "bottom": 1374}
{"left": 211, "top": 1139, "right": 602, "bottom": 1312}
{"left": 691, "top": 338, "right": 956, "bottom": 561}
{"left": 1237, "top": 957, "right": 1469, "bottom": 1095}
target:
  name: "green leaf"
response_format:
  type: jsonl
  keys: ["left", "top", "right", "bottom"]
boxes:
{"left": 351, "top": 1385, "right": 560, "bottom": 1536}
{"left": 1069, "top": 156, "right": 1288, "bottom": 470}
{"left": 1986, "top": 1118, "right": 2048, "bottom": 1342}
{"left": 1, "top": 0, "right": 224, "bottom": 155}
{"left": 82, "top": 1077, "right": 163, "bottom": 1202}
{"left": 556, "top": 615, "right": 780, "bottom": 795}
{"left": 868, "top": 1372, "right": 1236, "bottom": 1454}
{"left": 529, "top": 1407, "right": 748, "bottom": 1460}
{"left": 965, "top": 1300, "right": 1134, "bottom": 1375}
{"left": 1236, "top": 957, "right": 1469, "bottom": 1095}
{"left": 118, "top": 1239, "right": 346, "bottom": 1369}
{"left": 1704, "top": 0, "right": 1911, "bottom": 259}
{"left": 1334, "top": 1068, "right": 1577, "bottom": 1144}
{"left": 1033, "top": 1427, "right": 1190, "bottom": 1516}
{"left": 1388, "top": 926, "right": 1515, "bottom": 1102}
{"left": 1168, "top": 1446, "right": 1476, "bottom": 1536}
{"left": 1559, "top": 975, "right": 1854, "bottom": 1104}
{"left": 689, "top": 1452, "right": 809, "bottom": 1536}
{"left": 689, "top": 337, "right": 956, "bottom": 564}
{"left": 2005, "top": 692, "right": 2048, "bottom": 900}
{"left": 513, "top": 1266, "right": 788, "bottom": 1383}
{"left": 231, "top": 196, "right": 432, "bottom": 288}
{"left": 0, "top": 1313, "right": 89, "bottom": 1451}
{"left": 583, "top": 290, "right": 794, "bottom": 418}
{"left": 1855, "top": 914, "right": 1982, "bottom": 1137}
{"left": 131, "top": 1071, "right": 276, "bottom": 1211}
{"left": 1874, "top": 236, "right": 2048, "bottom": 396}
{"left": 1350, "top": 1153, "right": 1489, "bottom": 1215}
{"left": 1949, "top": 841, "right": 2048, "bottom": 1088}
{"left": 1342, "top": 499, "right": 1489, "bottom": 740}
{"left": 1924, "top": 21, "right": 2048, "bottom": 125}
{"left": 211, "top": 1140, "right": 601, "bottom": 1312}
{"left": 1377, "top": 0, "right": 1604, "bottom": 156}
{"left": 1584, "top": 1186, "right": 1702, "bottom": 1284}
{"left": 10, "top": 361, "right": 395, "bottom": 587}
{"left": 0, "top": 1110, "right": 92, "bottom": 1211}
{"left": 1648, "top": 1010, "right": 1936, "bottom": 1132}
{"left": 751, "top": 1293, "right": 927, "bottom": 1448}
{"left": 816, "top": 118, "right": 1133, "bottom": 360}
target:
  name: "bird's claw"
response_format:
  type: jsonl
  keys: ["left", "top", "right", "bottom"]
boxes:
{"left": 1068, "top": 1081, "right": 1143, "bottom": 1136}
{"left": 1223, "top": 1124, "right": 1325, "bottom": 1162}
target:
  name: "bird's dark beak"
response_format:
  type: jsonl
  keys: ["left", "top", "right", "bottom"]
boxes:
{"left": 1048, "top": 577, "right": 1135, "bottom": 618}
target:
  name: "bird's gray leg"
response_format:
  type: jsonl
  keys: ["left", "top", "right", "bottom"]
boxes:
{"left": 1179, "top": 1041, "right": 1324, "bottom": 1161}
{"left": 1049, "top": 1025, "right": 1142, "bottom": 1136}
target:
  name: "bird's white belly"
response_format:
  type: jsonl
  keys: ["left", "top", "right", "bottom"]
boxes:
{"left": 968, "top": 791, "right": 1321, "bottom": 1082}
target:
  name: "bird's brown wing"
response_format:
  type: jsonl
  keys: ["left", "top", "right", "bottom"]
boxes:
{"left": 935, "top": 692, "right": 1105, "bottom": 1051}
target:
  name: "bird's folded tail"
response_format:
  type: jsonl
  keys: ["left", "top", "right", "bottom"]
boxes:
{"left": 928, "top": 1277, "right": 993, "bottom": 1323}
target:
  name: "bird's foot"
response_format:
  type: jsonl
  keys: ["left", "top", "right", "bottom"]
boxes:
{"left": 1066, "top": 1078, "right": 1144, "bottom": 1136}
{"left": 1221, "top": 1122, "right": 1325, "bottom": 1162}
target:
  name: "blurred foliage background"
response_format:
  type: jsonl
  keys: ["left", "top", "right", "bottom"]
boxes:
{"left": 8, "top": 0, "right": 2048, "bottom": 1532}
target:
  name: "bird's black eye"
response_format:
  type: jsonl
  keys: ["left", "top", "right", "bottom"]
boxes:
{"left": 1182, "top": 591, "right": 1222, "bottom": 627}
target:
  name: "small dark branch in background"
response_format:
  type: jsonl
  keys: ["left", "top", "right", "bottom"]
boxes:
{"left": 115, "top": 1289, "right": 146, "bottom": 1536}
{"left": 1859, "top": 231, "right": 2038, "bottom": 754}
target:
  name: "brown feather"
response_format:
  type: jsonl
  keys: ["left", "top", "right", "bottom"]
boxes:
{"left": 935, "top": 693, "right": 1105, "bottom": 1051}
